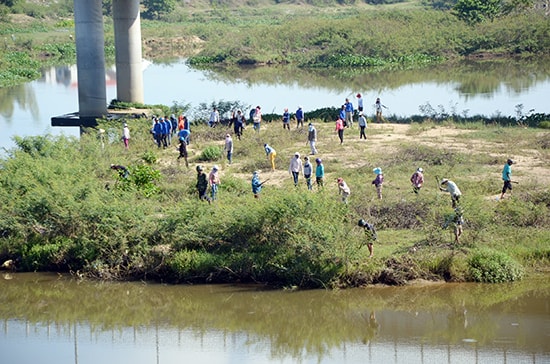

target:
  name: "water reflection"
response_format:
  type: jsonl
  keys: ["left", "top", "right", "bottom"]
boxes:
{"left": 1, "top": 58, "right": 549, "bottom": 152}
{"left": 0, "top": 273, "right": 548, "bottom": 363}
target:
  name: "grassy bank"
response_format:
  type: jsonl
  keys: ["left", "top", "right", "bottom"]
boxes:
{"left": 1, "top": 2, "right": 550, "bottom": 87}
{"left": 0, "top": 113, "right": 548, "bottom": 288}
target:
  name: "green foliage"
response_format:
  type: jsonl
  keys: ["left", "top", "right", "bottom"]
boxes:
{"left": 143, "top": 0, "right": 176, "bottom": 20}
{"left": 453, "top": 0, "right": 501, "bottom": 24}
{"left": 118, "top": 164, "right": 162, "bottom": 197}
{"left": 468, "top": 249, "right": 524, "bottom": 282}
{"left": 198, "top": 145, "right": 222, "bottom": 161}
{"left": 493, "top": 198, "right": 549, "bottom": 228}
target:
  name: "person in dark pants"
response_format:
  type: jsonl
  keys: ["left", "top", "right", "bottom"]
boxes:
{"left": 196, "top": 165, "right": 211, "bottom": 203}
{"left": 177, "top": 137, "right": 189, "bottom": 168}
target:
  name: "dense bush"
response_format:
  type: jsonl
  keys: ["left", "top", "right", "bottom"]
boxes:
{"left": 468, "top": 249, "right": 524, "bottom": 283}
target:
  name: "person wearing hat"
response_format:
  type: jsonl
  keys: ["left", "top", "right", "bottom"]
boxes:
{"left": 251, "top": 171, "right": 263, "bottom": 198}
{"left": 410, "top": 167, "right": 424, "bottom": 194}
{"left": 289, "top": 152, "right": 303, "bottom": 187}
{"left": 177, "top": 136, "right": 189, "bottom": 168}
{"left": 372, "top": 167, "right": 384, "bottom": 200}
{"left": 196, "top": 165, "right": 211, "bottom": 203}
{"left": 122, "top": 122, "right": 130, "bottom": 150}
{"left": 499, "top": 158, "right": 515, "bottom": 200}
{"left": 358, "top": 112, "right": 367, "bottom": 140}
{"left": 439, "top": 178, "right": 462, "bottom": 207}
{"left": 295, "top": 106, "right": 304, "bottom": 128}
{"left": 375, "top": 97, "right": 387, "bottom": 123}
{"left": 315, "top": 158, "right": 324, "bottom": 189}
{"left": 307, "top": 123, "right": 318, "bottom": 155}
{"left": 303, "top": 156, "right": 313, "bottom": 191}
{"left": 224, "top": 133, "right": 233, "bottom": 165}
{"left": 358, "top": 219, "right": 377, "bottom": 258}
{"left": 264, "top": 143, "right": 277, "bottom": 171}
{"left": 356, "top": 93, "right": 364, "bottom": 112}
{"left": 209, "top": 165, "right": 220, "bottom": 201}
{"left": 337, "top": 177, "right": 351, "bottom": 204}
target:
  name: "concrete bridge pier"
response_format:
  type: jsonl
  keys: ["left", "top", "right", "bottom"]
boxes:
{"left": 74, "top": 0, "right": 107, "bottom": 121}
{"left": 52, "top": 0, "right": 144, "bottom": 128}
{"left": 113, "top": 0, "right": 144, "bottom": 104}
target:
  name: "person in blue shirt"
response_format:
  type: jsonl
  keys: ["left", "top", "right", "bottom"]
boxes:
{"left": 251, "top": 171, "right": 263, "bottom": 198}
{"left": 295, "top": 106, "right": 304, "bottom": 128}
{"left": 339, "top": 105, "right": 346, "bottom": 126}
{"left": 153, "top": 118, "right": 163, "bottom": 148}
{"left": 499, "top": 159, "right": 515, "bottom": 200}
{"left": 282, "top": 108, "right": 290, "bottom": 130}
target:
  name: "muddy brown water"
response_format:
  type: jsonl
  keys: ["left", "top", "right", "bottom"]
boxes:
{"left": 1, "top": 272, "right": 548, "bottom": 363}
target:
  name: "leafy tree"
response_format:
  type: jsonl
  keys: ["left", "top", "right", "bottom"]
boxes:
{"left": 453, "top": 0, "right": 501, "bottom": 23}
{"left": 142, "top": 0, "right": 176, "bottom": 20}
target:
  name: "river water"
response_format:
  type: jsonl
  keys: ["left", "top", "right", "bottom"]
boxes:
{"left": 1, "top": 58, "right": 550, "bottom": 152}
{"left": 0, "top": 273, "right": 548, "bottom": 364}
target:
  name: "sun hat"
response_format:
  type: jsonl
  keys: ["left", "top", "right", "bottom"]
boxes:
{"left": 295, "top": 152, "right": 300, "bottom": 157}
{"left": 417, "top": 167, "right": 423, "bottom": 172}
{"left": 315, "top": 158, "right": 322, "bottom": 163}
{"left": 337, "top": 177, "right": 343, "bottom": 183}
{"left": 441, "top": 178, "right": 449, "bottom": 184}
{"left": 196, "top": 165, "right": 203, "bottom": 172}
{"left": 358, "top": 219, "right": 366, "bottom": 227}
{"left": 507, "top": 158, "right": 515, "bottom": 164}
{"left": 213, "top": 165, "right": 219, "bottom": 171}
{"left": 373, "top": 167, "right": 382, "bottom": 175}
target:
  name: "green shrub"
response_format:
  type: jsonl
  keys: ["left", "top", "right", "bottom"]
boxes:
{"left": 198, "top": 145, "right": 222, "bottom": 161}
{"left": 167, "top": 249, "right": 221, "bottom": 280}
{"left": 468, "top": 249, "right": 524, "bottom": 283}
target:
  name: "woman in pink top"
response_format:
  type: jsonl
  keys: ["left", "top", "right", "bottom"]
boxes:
{"left": 335, "top": 117, "right": 345, "bottom": 144}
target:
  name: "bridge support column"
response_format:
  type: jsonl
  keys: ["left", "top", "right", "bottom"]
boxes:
{"left": 74, "top": 0, "right": 107, "bottom": 119}
{"left": 113, "top": 0, "right": 144, "bottom": 104}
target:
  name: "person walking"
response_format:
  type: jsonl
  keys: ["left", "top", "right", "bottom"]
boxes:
{"left": 224, "top": 134, "right": 233, "bottom": 165}
{"left": 375, "top": 97, "right": 387, "bottom": 123}
{"left": 372, "top": 167, "right": 384, "bottom": 200}
{"left": 295, "top": 106, "right": 304, "bottom": 128}
{"left": 358, "top": 112, "right": 367, "bottom": 140}
{"left": 499, "top": 158, "right": 515, "bottom": 200}
{"left": 209, "top": 165, "right": 220, "bottom": 201}
{"left": 358, "top": 219, "right": 377, "bottom": 258}
{"left": 307, "top": 123, "right": 318, "bottom": 155}
{"left": 282, "top": 108, "right": 291, "bottom": 130}
{"left": 344, "top": 98, "right": 354, "bottom": 128}
{"left": 439, "top": 179, "right": 462, "bottom": 207}
{"left": 251, "top": 170, "right": 263, "bottom": 198}
{"left": 337, "top": 177, "right": 351, "bottom": 204}
{"left": 122, "top": 123, "right": 130, "bottom": 149}
{"left": 289, "top": 152, "right": 303, "bottom": 187}
{"left": 264, "top": 143, "right": 277, "bottom": 171}
{"left": 315, "top": 158, "right": 324, "bottom": 189}
{"left": 232, "top": 109, "right": 245, "bottom": 140}
{"left": 196, "top": 165, "right": 211, "bottom": 203}
{"left": 153, "top": 118, "right": 162, "bottom": 148}
{"left": 335, "top": 117, "right": 345, "bottom": 145}
{"left": 303, "top": 156, "right": 313, "bottom": 191}
{"left": 177, "top": 137, "right": 189, "bottom": 168}
{"left": 410, "top": 167, "right": 424, "bottom": 194}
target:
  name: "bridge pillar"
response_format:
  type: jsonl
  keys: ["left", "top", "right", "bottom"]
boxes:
{"left": 73, "top": 0, "right": 107, "bottom": 119}
{"left": 113, "top": 0, "right": 144, "bottom": 104}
